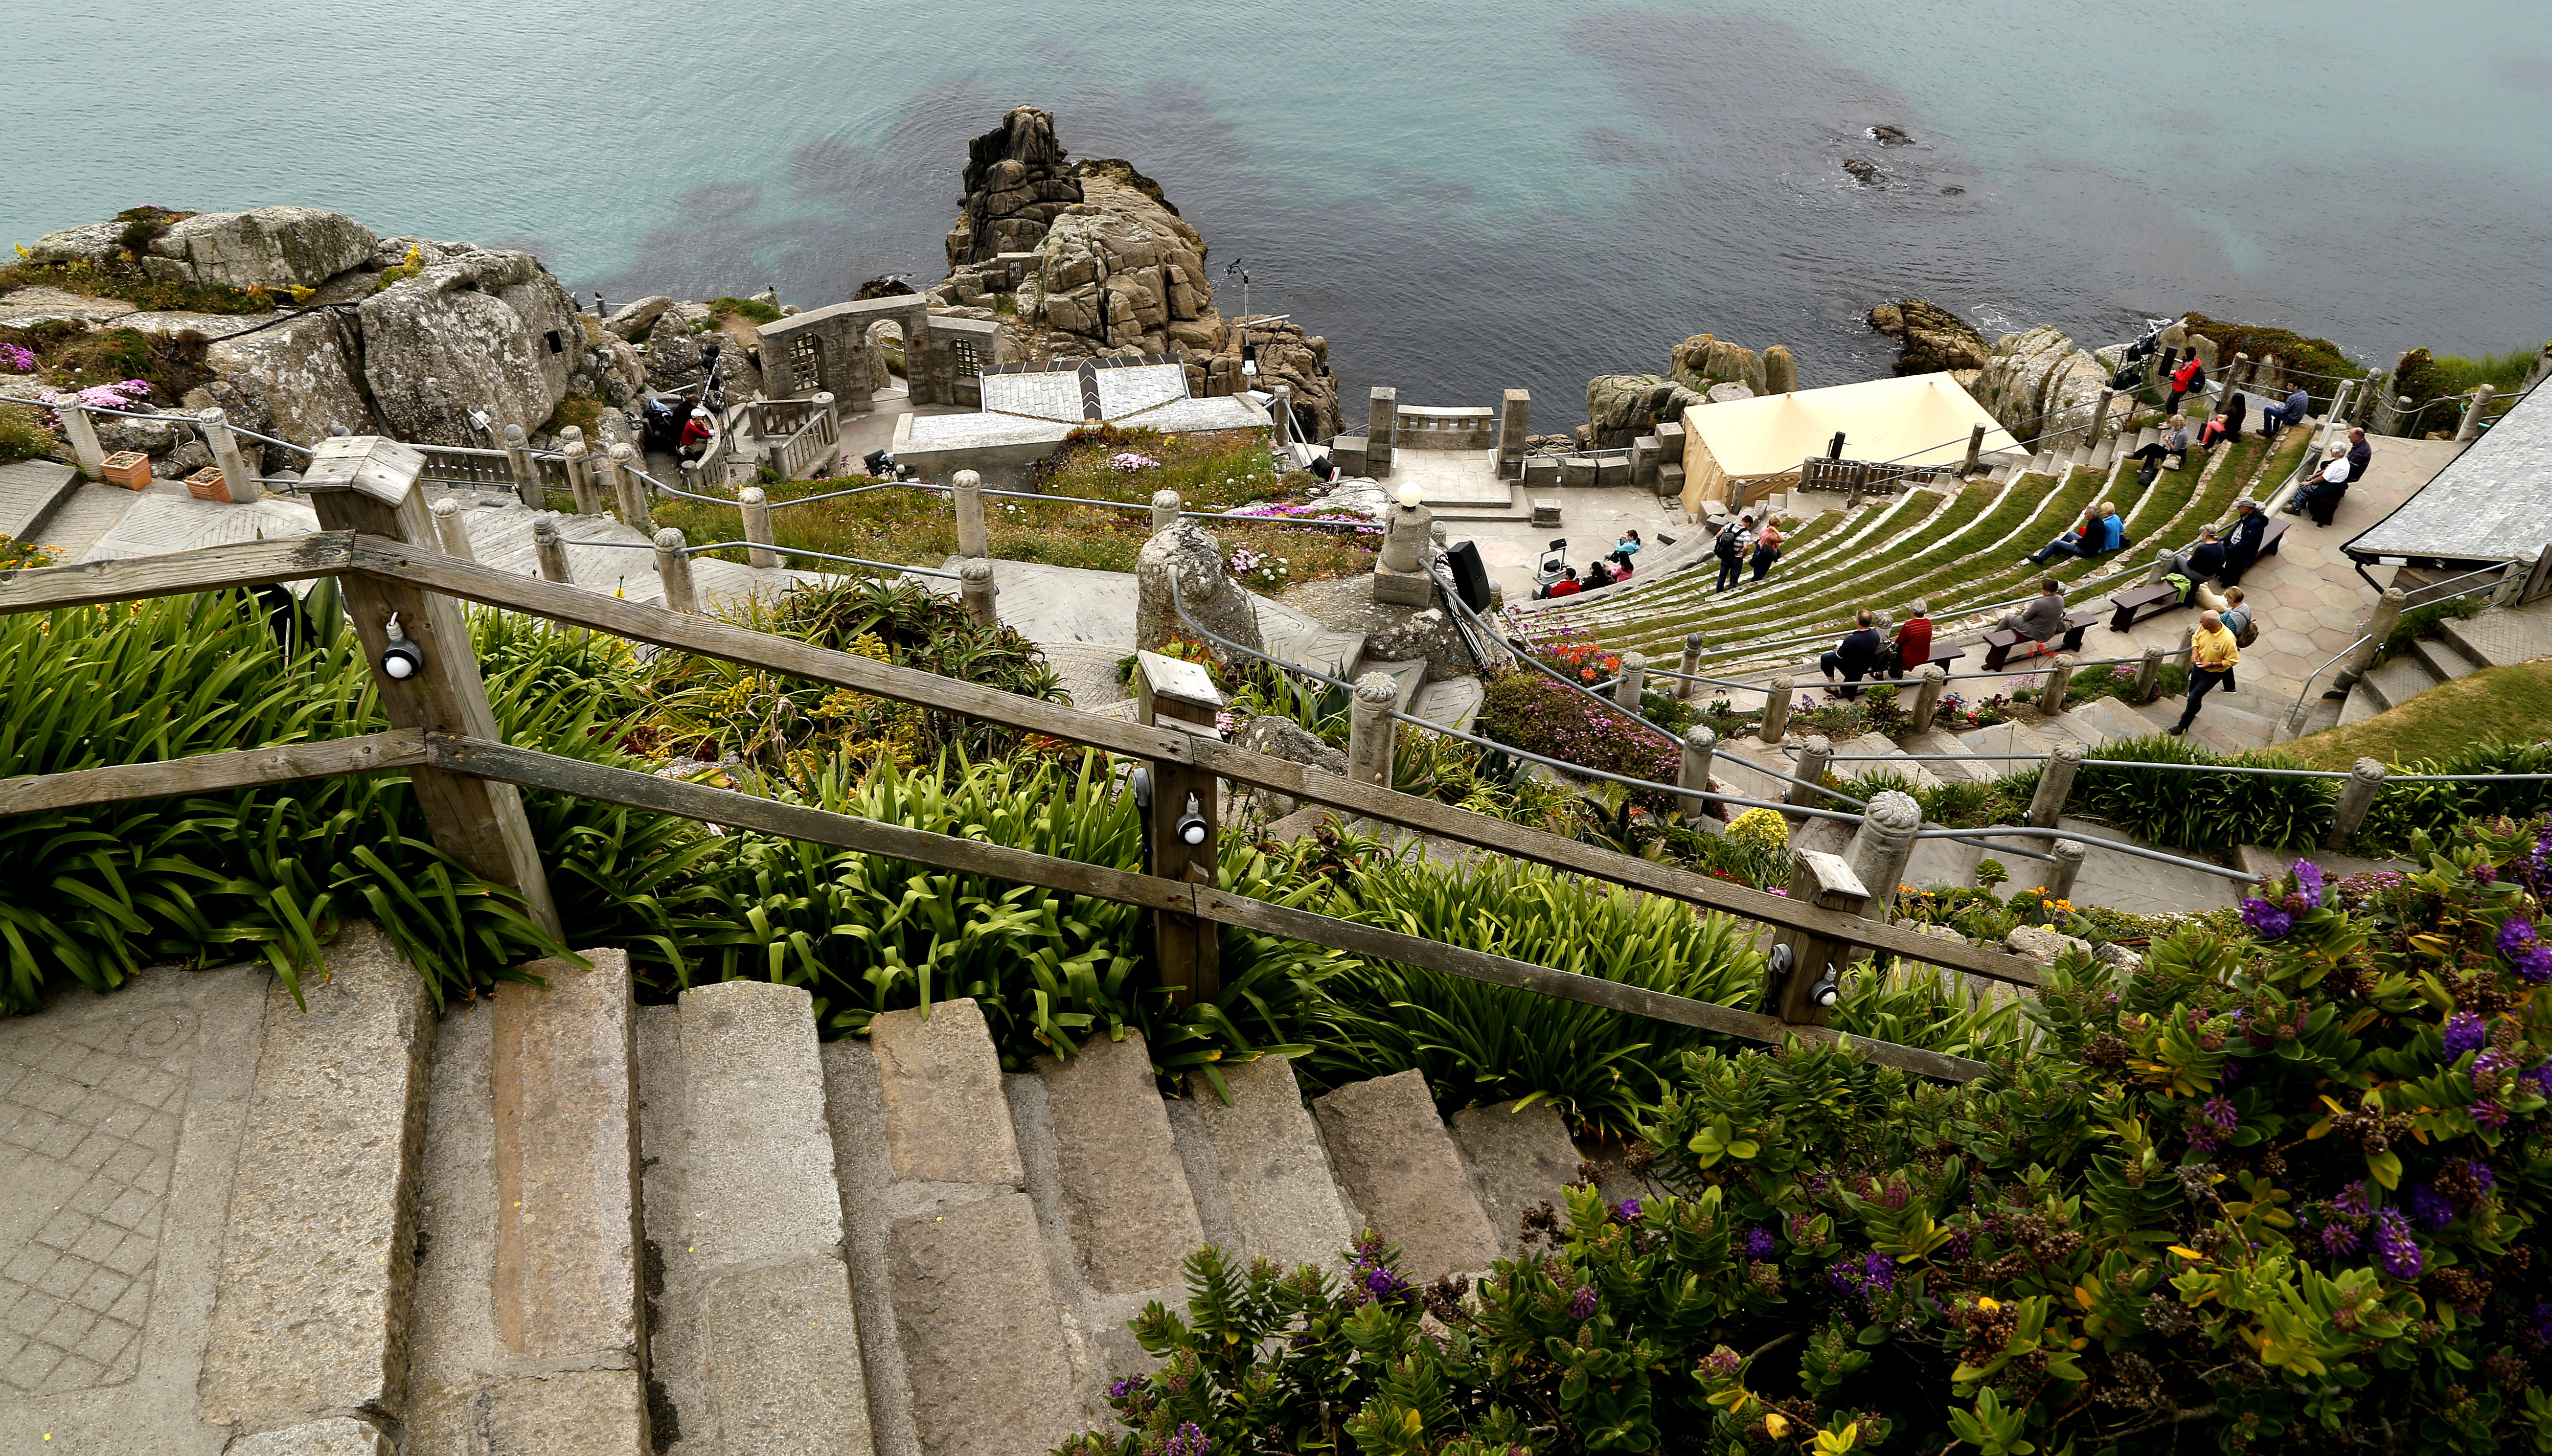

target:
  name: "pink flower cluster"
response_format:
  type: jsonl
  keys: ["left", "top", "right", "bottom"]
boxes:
{"left": 0, "top": 342, "right": 34, "bottom": 373}
{"left": 1106, "top": 452, "right": 1160, "bottom": 472}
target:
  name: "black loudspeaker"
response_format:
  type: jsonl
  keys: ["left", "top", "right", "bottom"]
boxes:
{"left": 1443, "top": 540, "right": 1492, "bottom": 611}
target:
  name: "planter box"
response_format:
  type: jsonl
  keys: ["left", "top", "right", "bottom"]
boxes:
{"left": 101, "top": 451, "right": 152, "bottom": 489}
{"left": 185, "top": 467, "right": 231, "bottom": 503}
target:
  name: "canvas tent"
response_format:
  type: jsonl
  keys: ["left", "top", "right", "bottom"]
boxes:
{"left": 1677, "top": 374, "right": 2020, "bottom": 516}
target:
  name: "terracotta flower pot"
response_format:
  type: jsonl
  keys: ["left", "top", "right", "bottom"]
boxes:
{"left": 101, "top": 451, "right": 152, "bottom": 490}
{"left": 185, "top": 467, "right": 231, "bottom": 503}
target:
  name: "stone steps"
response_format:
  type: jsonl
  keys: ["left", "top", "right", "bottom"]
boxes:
{"left": 0, "top": 459, "right": 79, "bottom": 544}
{"left": 1311, "top": 1070, "right": 1502, "bottom": 1283}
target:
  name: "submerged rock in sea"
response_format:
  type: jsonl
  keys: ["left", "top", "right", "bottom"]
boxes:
{"left": 1867, "top": 300, "right": 1991, "bottom": 376}
{"left": 1868, "top": 125, "right": 1914, "bottom": 146}
{"left": 1842, "top": 158, "right": 1885, "bottom": 186}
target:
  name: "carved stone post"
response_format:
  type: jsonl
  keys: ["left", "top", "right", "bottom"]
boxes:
{"left": 1961, "top": 423, "right": 1986, "bottom": 477}
{"left": 1614, "top": 651, "right": 1647, "bottom": 711}
{"left": 2041, "top": 653, "right": 2074, "bottom": 715}
{"left": 430, "top": 497, "right": 474, "bottom": 560}
{"left": 1786, "top": 734, "right": 1833, "bottom": 824}
{"left": 1499, "top": 388, "right": 1531, "bottom": 479}
{"left": 563, "top": 441, "right": 602, "bottom": 515}
{"left": 608, "top": 444, "right": 651, "bottom": 529}
{"left": 653, "top": 528, "right": 699, "bottom": 614}
{"left": 198, "top": 407, "right": 262, "bottom": 503}
{"left": 58, "top": 404, "right": 105, "bottom": 478}
{"left": 1910, "top": 663, "right": 1947, "bottom": 732}
{"left": 2345, "top": 588, "right": 2409, "bottom": 682}
{"left": 739, "top": 486, "right": 778, "bottom": 569}
{"left": 1759, "top": 676, "right": 1794, "bottom": 743}
{"left": 504, "top": 423, "right": 540, "bottom": 509}
{"left": 531, "top": 514, "right": 573, "bottom": 584}
{"left": 2457, "top": 385, "right": 2497, "bottom": 441}
{"left": 1151, "top": 488, "right": 1182, "bottom": 535}
{"left": 2135, "top": 646, "right": 2164, "bottom": 704}
{"left": 2325, "top": 758, "right": 2388, "bottom": 849}
{"left": 953, "top": 469, "right": 988, "bottom": 558}
{"left": 1676, "top": 632, "right": 1705, "bottom": 701}
{"left": 2035, "top": 839, "right": 2086, "bottom": 902}
{"left": 1347, "top": 672, "right": 1398, "bottom": 787}
{"left": 1367, "top": 386, "right": 1397, "bottom": 478}
{"left": 958, "top": 557, "right": 997, "bottom": 628}
{"left": 1847, "top": 790, "right": 1923, "bottom": 915}
{"left": 2028, "top": 740, "right": 2086, "bottom": 828}
{"left": 1678, "top": 727, "right": 1717, "bottom": 816}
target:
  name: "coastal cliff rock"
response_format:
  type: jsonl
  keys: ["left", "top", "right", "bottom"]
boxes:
{"left": 1670, "top": 334, "right": 1769, "bottom": 398}
{"left": 945, "top": 106, "right": 1081, "bottom": 269}
{"left": 1867, "top": 300, "right": 1990, "bottom": 375}
{"left": 357, "top": 242, "right": 590, "bottom": 444}
{"left": 30, "top": 206, "right": 376, "bottom": 291}
{"left": 1582, "top": 375, "right": 1707, "bottom": 449}
{"left": 1973, "top": 325, "right": 2107, "bottom": 447}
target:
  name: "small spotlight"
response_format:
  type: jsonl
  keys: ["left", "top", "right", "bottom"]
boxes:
{"left": 379, "top": 613, "right": 422, "bottom": 681}
{"left": 1809, "top": 966, "right": 1841, "bottom": 1009}
{"left": 1175, "top": 792, "right": 1208, "bottom": 846}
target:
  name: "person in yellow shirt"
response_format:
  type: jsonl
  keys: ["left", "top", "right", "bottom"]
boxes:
{"left": 2170, "top": 610, "right": 2240, "bottom": 736}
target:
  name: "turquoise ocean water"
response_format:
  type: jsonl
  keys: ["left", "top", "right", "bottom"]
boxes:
{"left": 16, "top": 0, "right": 2552, "bottom": 421}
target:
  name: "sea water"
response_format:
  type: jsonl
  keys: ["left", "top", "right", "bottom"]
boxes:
{"left": 15, "top": 0, "right": 2552, "bottom": 421}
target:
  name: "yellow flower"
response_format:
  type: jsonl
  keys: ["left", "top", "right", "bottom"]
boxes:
{"left": 1976, "top": 1297, "right": 2000, "bottom": 1312}
{"left": 1763, "top": 1412, "right": 1790, "bottom": 1437}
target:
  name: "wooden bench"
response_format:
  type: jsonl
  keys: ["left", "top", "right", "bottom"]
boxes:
{"left": 1982, "top": 611, "right": 2100, "bottom": 670}
{"left": 2107, "top": 581, "right": 2182, "bottom": 632}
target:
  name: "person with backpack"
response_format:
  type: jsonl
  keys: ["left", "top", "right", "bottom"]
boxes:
{"left": 1713, "top": 514, "right": 1748, "bottom": 592}
{"left": 2195, "top": 583, "right": 2257, "bottom": 646}
{"left": 1749, "top": 515, "right": 1786, "bottom": 584}
{"left": 2167, "top": 355, "right": 2207, "bottom": 417}
{"left": 2170, "top": 610, "right": 2241, "bottom": 737}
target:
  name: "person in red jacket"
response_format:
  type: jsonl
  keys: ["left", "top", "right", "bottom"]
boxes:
{"left": 1889, "top": 600, "right": 1933, "bottom": 678}
{"left": 678, "top": 408, "right": 716, "bottom": 460}
{"left": 2167, "top": 355, "right": 2206, "bottom": 417}
{"left": 1541, "top": 567, "right": 1582, "bottom": 598}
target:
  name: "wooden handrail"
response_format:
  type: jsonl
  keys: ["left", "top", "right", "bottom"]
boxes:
{"left": 0, "top": 729, "right": 427, "bottom": 816}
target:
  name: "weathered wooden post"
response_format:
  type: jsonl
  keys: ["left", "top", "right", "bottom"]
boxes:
{"left": 1961, "top": 423, "right": 1986, "bottom": 478}
{"left": 1847, "top": 790, "right": 1922, "bottom": 915}
{"left": 1151, "top": 488, "right": 1182, "bottom": 534}
{"left": 608, "top": 443, "right": 651, "bottom": 529}
{"left": 653, "top": 528, "right": 699, "bottom": 614}
{"left": 1910, "top": 663, "right": 1947, "bottom": 732}
{"left": 503, "top": 424, "right": 540, "bottom": 509}
{"left": 2027, "top": 740, "right": 2086, "bottom": 828}
{"left": 1614, "top": 651, "right": 1647, "bottom": 711}
{"left": 2325, "top": 758, "right": 2388, "bottom": 849}
{"left": 953, "top": 469, "right": 988, "bottom": 558}
{"left": 2035, "top": 839, "right": 2086, "bottom": 902}
{"left": 2457, "top": 385, "right": 2497, "bottom": 442}
{"left": 1758, "top": 675, "right": 1794, "bottom": 743}
{"left": 430, "top": 497, "right": 474, "bottom": 560}
{"left": 1767, "top": 850, "right": 1873, "bottom": 1026}
{"left": 1133, "top": 649, "right": 1224, "bottom": 732}
{"left": 2134, "top": 646, "right": 2164, "bottom": 704}
{"left": 531, "top": 514, "right": 573, "bottom": 584}
{"left": 1347, "top": 672, "right": 1397, "bottom": 787}
{"left": 1676, "top": 632, "right": 1705, "bottom": 701}
{"left": 2041, "top": 653, "right": 2074, "bottom": 715}
{"left": 738, "top": 486, "right": 778, "bottom": 569}
{"left": 958, "top": 558, "right": 997, "bottom": 628}
{"left": 1786, "top": 734, "right": 1833, "bottom": 823}
{"left": 1678, "top": 726, "right": 1717, "bottom": 816}
{"left": 1127, "top": 656, "right": 1226, "bottom": 1007}
{"left": 302, "top": 436, "right": 559, "bottom": 936}
{"left": 57, "top": 403, "right": 105, "bottom": 479}
{"left": 197, "top": 407, "right": 263, "bottom": 503}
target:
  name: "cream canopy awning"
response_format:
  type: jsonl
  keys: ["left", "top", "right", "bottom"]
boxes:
{"left": 1682, "top": 373, "right": 2019, "bottom": 478}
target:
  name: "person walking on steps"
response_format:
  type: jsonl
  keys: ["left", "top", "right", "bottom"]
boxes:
{"left": 1714, "top": 514, "right": 1748, "bottom": 593}
{"left": 2171, "top": 610, "right": 2240, "bottom": 736}
{"left": 1750, "top": 515, "right": 1786, "bottom": 583}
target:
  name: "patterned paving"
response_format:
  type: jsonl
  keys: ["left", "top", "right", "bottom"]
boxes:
{"left": 0, "top": 1004, "right": 199, "bottom": 1395}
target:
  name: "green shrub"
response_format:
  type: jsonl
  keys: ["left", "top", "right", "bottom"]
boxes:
{"left": 2181, "top": 313, "right": 2365, "bottom": 400}
{"left": 1077, "top": 837, "right": 2552, "bottom": 1456}
{"left": 1302, "top": 854, "right": 1764, "bottom": 1135}
{"left": 708, "top": 295, "right": 785, "bottom": 325}
{"left": 2353, "top": 742, "right": 2552, "bottom": 854}
{"left": 0, "top": 402, "right": 51, "bottom": 465}
{"left": 2386, "top": 592, "right": 2487, "bottom": 652}
{"left": 0, "top": 257, "right": 273, "bottom": 315}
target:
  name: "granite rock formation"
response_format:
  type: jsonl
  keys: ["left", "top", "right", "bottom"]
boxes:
{"left": 1867, "top": 300, "right": 1991, "bottom": 376}
{"left": 1972, "top": 325, "right": 2108, "bottom": 448}
{"left": 1670, "top": 334, "right": 1768, "bottom": 398}
{"left": 29, "top": 206, "right": 376, "bottom": 291}
{"left": 358, "top": 242, "right": 592, "bottom": 444}
{"left": 945, "top": 106, "right": 1082, "bottom": 269}
{"left": 1582, "top": 375, "right": 1706, "bottom": 450}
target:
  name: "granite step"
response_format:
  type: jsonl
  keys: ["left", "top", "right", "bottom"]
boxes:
{"left": 639, "top": 981, "right": 874, "bottom": 1456}
{"left": 0, "top": 458, "right": 79, "bottom": 544}
{"left": 2355, "top": 654, "right": 2443, "bottom": 714}
{"left": 2440, "top": 599, "right": 2552, "bottom": 669}
{"left": 1956, "top": 719, "right": 2058, "bottom": 766}
{"left": 838, "top": 1000, "right": 1082, "bottom": 1456}
{"left": 406, "top": 950, "right": 649, "bottom": 1456}
{"left": 1447, "top": 1100, "right": 1589, "bottom": 1258}
{"left": 1410, "top": 675, "right": 1486, "bottom": 731}
{"left": 2408, "top": 631, "right": 2486, "bottom": 686}
{"left": 1178, "top": 1057, "right": 1355, "bottom": 1274}
{"left": 2070, "top": 694, "right": 2163, "bottom": 748}
{"left": 198, "top": 921, "right": 438, "bottom": 1450}
{"left": 1897, "top": 728, "right": 1994, "bottom": 784}
{"left": 1312, "top": 1069, "right": 1501, "bottom": 1283}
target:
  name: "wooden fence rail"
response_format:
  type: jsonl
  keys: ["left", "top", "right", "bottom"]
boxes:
{"left": 0, "top": 440, "right": 2041, "bottom": 1079}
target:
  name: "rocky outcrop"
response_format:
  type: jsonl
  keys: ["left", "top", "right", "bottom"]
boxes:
{"left": 1972, "top": 326, "right": 2108, "bottom": 447}
{"left": 1582, "top": 375, "right": 1706, "bottom": 450}
{"left": 145, "top": 208, "right": 377, "bottom": 290}
{"left": 1670, "top": 334, "right": 1768, "bottom": 399}
{"left": 601, "top": 295, "right": 674, "bottom": 341}
{"left": 1224, "top": 315, "right": 1341, "bottom": 441}
{"left": 1014, "top": 161, "right": 1223, "bottom": 360}
{"left": 358, "top": 243, "right": 588, "bottom": 445}
{"left": 1136, "top": 521, "right": 1264, "bottom": 660}
{"left": 945, "top": 106, "right": 1082, "bottom": 269}
{"left": 1762, "top": 344, "right": 1799, "bottom": 396}
{"left": 1867, "top": 300, "right": 1991, "bottom": 376}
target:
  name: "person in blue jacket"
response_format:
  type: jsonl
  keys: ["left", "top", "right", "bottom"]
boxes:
{"left": 2028, "top": 501, "right": 2127, "bottom": 564}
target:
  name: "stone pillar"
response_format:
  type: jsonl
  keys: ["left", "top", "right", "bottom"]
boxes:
{"left": 953, "top": 469, "right": 987, "bottom": 558}
{"left": 504, "top": 424, "right": 540, "bottom": 509}
{"left": 1909, "top": 663, "right": 1946, "bottom": 732}
{"left": 739, "top": 486, "right": 778, "bottom": 569}
{"left": 2325, "top": 757, "right": 2388, "bottom": 849}
{"left": 58, "top": 404, "right": 105, "bottom": 479}
{"left": 430, "top": 497, "right": 474, "bottom": 560}
{"left": 1151, "top": 488, "right": 1182, "bottom": 535}
{"left": 2027, "top": 740, "right": 2086, "bottom": 828}
{"left": 2146, "top": 546, "right": 2176, "bottom": 586}
{"left": 2134, "top": 646, "right": 2164, "bottom": 704}
{"left": 1614, "top": 652, "right": 1647, "bottom": 711}
{"left": 2217, "top": 353, "right": 2250, "bottom": 424}
{"left": 2041, "top": 654, "right": 2074, "bottom": 715}
{"left": 1847, "top": 790, "right": 1922, "bottom": 914}
{"left": 2035, "top": 839, "right": 2086, "bottom": 902}
{"left": 2085, "top": 391, "right": 2115, "bottom": 465}
{"left": 1961, "top": 423, "right": 1986, "bottom": 478}
{"left": 562, "top": 441, "right": 601, "bottom": 515}
{"left": 1677, "top": 727, "right": 1716, "bottom": 815}
{"left": 1758, "top": 676, "right": 1794, "bottom": 743}
{"left": 2457, "top": 385, "right": 2496, "bottom": 442}
{"left": 1270, "top": 383, "right": 1294, "bottom": 447}
{"left": 531, "top": 513, "right": 573, "bottom": 584}
{"left": 1499, "top": 389, "right": 1530, "bottom": 478}
{"left": 1373, "top": 493, "right": 1436, "bottom": 605}
{"left": 608, "top": 444, "right": 651, "bottom": 530}
{"left": 198, "top": 408, "right": 262, "bottom": 504}
{"left": 1367, "top": 387, "right": 1397, "bottom": 479}
{"left": 1347, "top": 672, "right": 1397, "bottom": 788}
{"left": 654, "top": 528, "right": 698, "bottom": 614}
{"left": 2346, "top": 588, "right": 2408, "bottom": 681}
{"left": 958, "top": 557, "right": 997, "bottom": 628}
{"left": 1786, "top": 734, "right": 1832, "bottom": 821}
{"left": 1676, "top": 632, "right": 1705, "bottom": 701}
